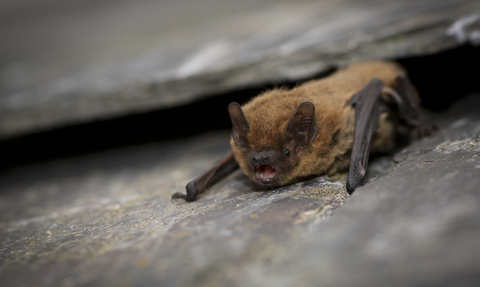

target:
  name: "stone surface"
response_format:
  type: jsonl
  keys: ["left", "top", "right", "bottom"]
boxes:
{"left": 1, "top": 94, "right": 479, "bottom": 286}
{"left": 1, "top": 0, "right": 480, "bottom": 139}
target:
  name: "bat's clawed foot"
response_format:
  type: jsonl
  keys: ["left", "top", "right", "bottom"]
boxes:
{"left": 409, "top": 124, "right": 438, "bottom": 141}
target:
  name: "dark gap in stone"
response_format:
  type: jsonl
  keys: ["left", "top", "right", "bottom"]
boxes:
{"left": 0, "top": 45, "right": 478, "bottom": 171}
{"left": 0, "top": 69, "right": 336, "bottom": 171}
{"left": 397, "top": 44, "right": 480, "bottom": 111}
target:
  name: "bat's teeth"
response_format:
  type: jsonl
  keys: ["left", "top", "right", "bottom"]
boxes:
{"left": 255, "top": 164, "right": 278, "bottom": 183}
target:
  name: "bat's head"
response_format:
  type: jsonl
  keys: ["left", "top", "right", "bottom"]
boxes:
{"left": 228, "top": 101, "right": 317, "bottom": 188}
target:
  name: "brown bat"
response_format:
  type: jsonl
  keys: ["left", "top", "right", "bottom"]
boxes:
{"left": 172, "top": 61, "right": 435, "bottom": 202}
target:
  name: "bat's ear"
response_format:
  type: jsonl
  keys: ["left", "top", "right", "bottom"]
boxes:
{"left": 228, "top": 102, "right": 250, "bottom": 147}
{"left": 285, "top": 102, "right": 318, "bottom": 150}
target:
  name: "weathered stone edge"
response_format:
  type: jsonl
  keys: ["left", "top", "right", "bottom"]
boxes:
{"left": 0, "top": 13, "right": 478, "bottom": 140}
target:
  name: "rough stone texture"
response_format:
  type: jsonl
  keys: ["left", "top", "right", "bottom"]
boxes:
{"left": 1, "top": 94, "right": 479, "bottom": 286}
{"left": 1, "top": 0, "right": 480, "bottom": 139}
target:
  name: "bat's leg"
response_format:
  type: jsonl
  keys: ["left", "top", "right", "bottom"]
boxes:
{"left": 171, "top": 152, "right": 239, "bottom": 202}
{"left": 393, "top": 74, "right": 438, "bottom": 140}
{"left": 346, "top": 77, "right": 385, "bottom": 194}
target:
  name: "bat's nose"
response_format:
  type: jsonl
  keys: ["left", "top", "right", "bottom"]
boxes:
{"left": 250, "top": 151, "right": 275, "bottom": 166}
{"left": 250, "top": 155, "right": 269, "bottom": 164}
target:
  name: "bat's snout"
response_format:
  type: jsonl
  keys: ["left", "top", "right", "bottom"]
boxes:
{"left": 249, "top": 151, "right": 281, "bottom": 185}
{"left": 254, "top": 164, "right": 279, "bottom": 185}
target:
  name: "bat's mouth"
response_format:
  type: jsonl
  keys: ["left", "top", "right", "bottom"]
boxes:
{"left": 254, "top": 164, "right": 279, "bottom": 185}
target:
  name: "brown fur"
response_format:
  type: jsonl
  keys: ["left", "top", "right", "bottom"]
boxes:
{"left": 230, "top": 60, "right": 411, "bottom": 186}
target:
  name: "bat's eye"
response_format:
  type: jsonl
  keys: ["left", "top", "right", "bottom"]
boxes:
{"left": 284, "top": 149, "right": 290, "bottom": 156}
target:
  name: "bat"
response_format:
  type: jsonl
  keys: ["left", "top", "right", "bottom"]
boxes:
{"left": 172, "top": 61, "right": 436, "bottom": 202}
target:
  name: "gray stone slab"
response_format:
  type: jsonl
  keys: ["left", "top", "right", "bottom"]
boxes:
{"left": 1, "top": 0, "right": 480, "bottom": 139}
{"left": 1, "top": 94, "right": 480, "bottom": 286}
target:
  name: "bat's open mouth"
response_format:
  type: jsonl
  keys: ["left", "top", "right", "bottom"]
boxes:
{"left": 254, "top": 164, "right": 279, "bottom": 185}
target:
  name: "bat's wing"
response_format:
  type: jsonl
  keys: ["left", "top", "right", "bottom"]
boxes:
{"left": 171, "top": 152, "right": 239, "bottom": 202}
{"left": 346, "top": 78, "right": 385, "bottom": 194}
{"left": 346, "top": 75, "right": 437, "bottom": 194}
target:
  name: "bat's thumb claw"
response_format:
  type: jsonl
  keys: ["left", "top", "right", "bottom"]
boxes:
{"left": 346, "top": 181, "right": 355, "bottom": 194}
{"left": 346, "top": 173, "right": 364, "bottom": 194}
{"left": 171, "top": 183, "right": 198, "bottom": 202}
{"left": 171, "top": 192, "right": 188, "bottom": 203}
